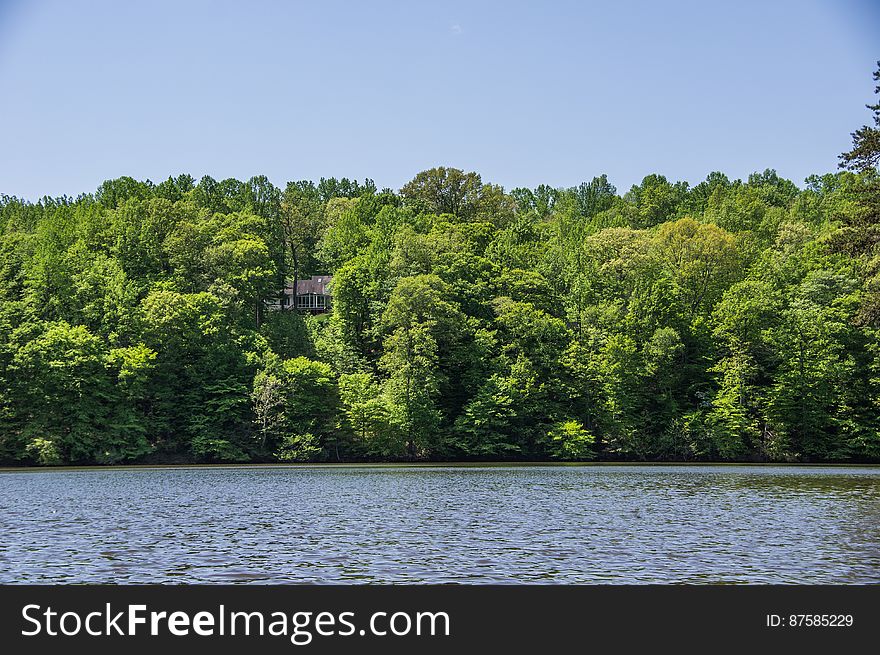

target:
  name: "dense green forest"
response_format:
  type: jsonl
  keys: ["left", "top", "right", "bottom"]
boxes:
{"left": 2, "top": 70, "right": 880, "bottom": 466}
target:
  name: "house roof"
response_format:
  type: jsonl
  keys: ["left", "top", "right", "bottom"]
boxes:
{"left": 288, "top": 275, "right": 332, "bottom": 295}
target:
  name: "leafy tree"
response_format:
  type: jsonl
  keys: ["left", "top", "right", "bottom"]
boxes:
{"left": 274, "top": 357, "right": 338, "bottom": 461}
{"left": 541, "top": 420, "right": 597, "bottom": 460}
{"left": 338, "top": 372, "right": 390, "bottom": 456}
{"left": 625, "top": 174, "right": 688, "bottom": 227}
{"left": 652, "top": 218, "right": 740, "bottom": 317}
{"left": 839, "top": 61, "right": 880, "bottom": 173}
{"left": 380, "top": 324, "right": 442, "bottom": 458}
{"left": 707, "top": 280, "right": 780, "bottom": 459}
{"left": 4, "top": 81, "right": 880, "bottom": 466}
{"left": 280, "top": 182, "right": 324, "bottom": 299}
{"left": 252, "top": 365, "right": 286, "bottom": 452}
{"left": 6, "top": 322, "right": 153, "bottom": 464}
{"left": 400, "top": 167, "right": 512, "bottom": 223}
{"left": 96, "top": 176, "right": 154, "bottom": 208}
{"left": 835, "top": 62, "right": 880, "bottom": 326}
{"left": 766, "top": 271, "right": 861, "bottom": 460}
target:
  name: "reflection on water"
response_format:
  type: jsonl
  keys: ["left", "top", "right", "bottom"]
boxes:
{"left": 0, "top": 465, "right": 878, "bottom": 584}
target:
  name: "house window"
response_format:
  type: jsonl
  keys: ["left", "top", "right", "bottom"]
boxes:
{"left": 292, "top": 293, "right": 329, "bottom": 310}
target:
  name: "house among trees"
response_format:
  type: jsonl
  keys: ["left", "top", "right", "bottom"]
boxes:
{"left": 273, "top": 275, "right": 333, "bottom": 313}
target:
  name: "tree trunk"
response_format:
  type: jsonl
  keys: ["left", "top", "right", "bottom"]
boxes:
{"left": 290, "top": 246, "right": 299, "bottom": 311}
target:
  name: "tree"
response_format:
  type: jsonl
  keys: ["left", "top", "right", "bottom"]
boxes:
{"left": 96, "top": 176, "right": 154, "bottom": 208}
{"left": 4, "top": 155, "right": 880, "bottom": 466}
{"left": 766, "top": 271, "right": 861, "bottom": 460}
{"left": 707, "top": 280, "right": 781, "bottom": 459}
{"left": 318, "top": 197, "right": 371, "bottom": 271}
{"left": 625, "top": 174, "right": 688, "bottom": 227}
{"left": 834, "top": 62, "right": 880, "bottom": 325}
{"left": 7, "top": 322, "right": 154, "bottom": 464}
{"left": 252, "top": 366, "right": 286, "bottom": 451}
{"left": 380, "top": 324, "right": 442, "bottom": 458}
{"left": 154, "top": 174, "right": 195, "bottom": 203}
{"left": 653, "top": 218, "right": 740, "bottom": 317}
{"left": 257, "top": 357, "right": 340, "bottom": 461}
{"left": 839, "top": 61, "right": 880, "bottom": 173}
{"left": 338, "top": 372, "right": 390, "bottom": 456}
{"left": 571, "top": 174, "right": 617, "bottom": 218}
{"left": 541, "top": 420, "right": 597, "bottom": 460}
{"left": 280, "top": 182, "right": 324, "bottom": 301}
{"left": 400, "top": 167, "right": 512, "bottom": 223}
{"left": 206, "top": 227, "right": 276, "bottom": 328}
{"left": 136, "top": 288, "right": 253, "bottom": 460}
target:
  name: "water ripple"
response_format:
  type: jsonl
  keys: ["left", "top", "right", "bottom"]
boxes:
{"left": 0, "top": 465, "right": 878, "bottom": 584}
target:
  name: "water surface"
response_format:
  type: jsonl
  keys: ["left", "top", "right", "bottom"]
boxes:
{"left": 1, "top": 465, "right": 878, "bottom": 583}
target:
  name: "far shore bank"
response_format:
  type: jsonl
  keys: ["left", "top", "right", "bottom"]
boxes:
{"left": 2, "top": 460, "right": 879, "bottom": 473}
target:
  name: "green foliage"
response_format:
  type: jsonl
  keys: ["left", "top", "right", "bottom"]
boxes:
{"left": 338, "top": 372, "right": 390, "bottom": 456}
{"left": 2, "top": 125, "right": 880, "bottom": 465}
{"left": 251, "top": 356, "right": 338, "bottom": 461}
{"left": 839, "top": 61, "right": 880, "bottom": 174}
{"left": 542, "top": 420, "right": 597, "bottom": 460}
{"left": 25, "top": 437, "right": 62, "bottom": 466}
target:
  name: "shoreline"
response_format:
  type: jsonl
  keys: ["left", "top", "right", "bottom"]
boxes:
{"left": 2, "top": 460, "right": 880, "bottom": 473}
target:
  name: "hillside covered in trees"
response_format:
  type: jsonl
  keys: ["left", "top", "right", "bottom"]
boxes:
{"left": 2, "top": 72, "right": 880, "bottom": 465}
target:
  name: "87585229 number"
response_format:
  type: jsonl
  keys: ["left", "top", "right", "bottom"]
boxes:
{"left": 766, "top": 614, "right": 854, "bottom": 628}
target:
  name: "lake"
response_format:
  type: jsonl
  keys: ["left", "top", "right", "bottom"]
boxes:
{"left": 1, "top": 464, "right": 879, "bottom": 584}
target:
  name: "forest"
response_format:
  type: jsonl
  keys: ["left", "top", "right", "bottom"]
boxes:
{"left": 1, "top": 71, "right": 879, "bottom": 465}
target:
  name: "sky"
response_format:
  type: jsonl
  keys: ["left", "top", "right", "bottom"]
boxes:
{"left": 0, "top": 0, "right": 878, "bottom": 200}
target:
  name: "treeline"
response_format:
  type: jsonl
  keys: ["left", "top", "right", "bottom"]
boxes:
{"left": 2, "top": 78, "right": 880, "bottom": 465}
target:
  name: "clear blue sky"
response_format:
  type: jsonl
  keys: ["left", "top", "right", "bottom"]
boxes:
{"left": 1, "top": 0, "right": 877, "bottom": 200}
